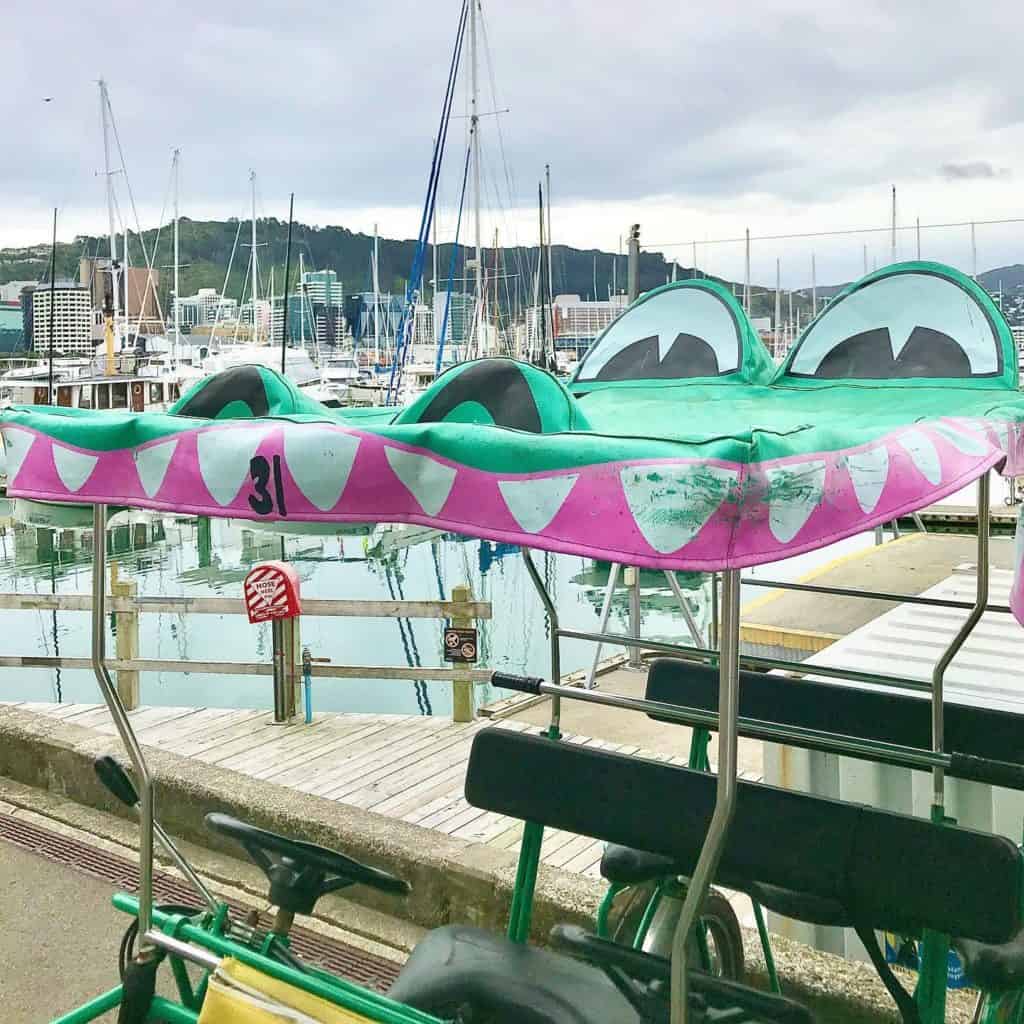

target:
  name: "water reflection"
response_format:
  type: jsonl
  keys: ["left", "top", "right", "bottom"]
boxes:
{"left": 0, "top": 509, "right": 712, "bottom": 716}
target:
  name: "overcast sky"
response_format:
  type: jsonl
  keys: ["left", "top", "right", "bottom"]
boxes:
{"left": 3, "top": 0, "right": 1022, "bottom": 287}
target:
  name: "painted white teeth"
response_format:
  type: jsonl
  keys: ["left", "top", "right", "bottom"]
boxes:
{"left": 197, "top": 427, "right": 271, "bottom": 506}
{"left": 620, "top": 463, "right": 736, "bottom": 554}
{"left": 284, "top": 428, "right": 360, "bottom": 512}
{"left": 52, "top": 443, "right": 98, "bottom": 493}
{"left": 932, "top": 422, "right": 990, "bottom": 456}
{"left": 133, "top": 439, "right": 178, "bottom": 499}
{"left": 499, "top": 474, "right": 579, "bottom": 533}
{"left": 766, "top": 460, "right": 826, "bottom": 544}
{"left": 385, "top": 447, "right": 456, "bottom": 516}
{"left": 0, "top": 428, "right": 35, "bottom": 485}
{"left": 845, "top": 446, "right": 889, "bottom": 514}
{"left": 897, "top": 429, "right": 942, "bottom": 485}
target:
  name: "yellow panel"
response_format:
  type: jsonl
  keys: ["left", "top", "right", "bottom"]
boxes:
{"left": 197, "top": 958, "right": 375, "bottom": 1024}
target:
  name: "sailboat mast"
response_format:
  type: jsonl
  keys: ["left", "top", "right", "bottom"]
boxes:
{"left": 373, "top": 223, "right": 380, "bottom": 357}
{"left": 299, "top": 252, "right": 306, "bottom": 347}
{"left": 100, "top": 80, "right": 120, "bottom": 350}
{"left": 172, "top": 148, "right": 181, "bottom": 360}
{"left": 537, "top": 181, "right": 547, "bottom": 363}
{"left": 250, "top": 170, "right": 259, "bottom": 342}
{"left": 545, "top": 163, "right": 554, "bottom": 341}
{"left": 470, "top": 0, "right": 482, "bottom": 350}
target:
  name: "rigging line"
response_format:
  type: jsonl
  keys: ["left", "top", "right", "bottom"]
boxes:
{"left": 437, "top": 147, "right": 473, "bottom": 371}
{"left": 388, "top": 0, "right": 470, "bottom": 400}
{"left": 103, "top": 87, "right": 154, "bottom": 276}
{"left": 208, "top": 218, "right": 245, "bottom": 347}
{"left": 645, "top": 216, "right": 1024, "bottom": 249}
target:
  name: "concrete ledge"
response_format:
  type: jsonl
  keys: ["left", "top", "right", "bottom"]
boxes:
{"left": 0, "top": 705, "right": 979, "bottom": 1022}
{"left": 0, "top": 705, "right": 600, "bottom": 942}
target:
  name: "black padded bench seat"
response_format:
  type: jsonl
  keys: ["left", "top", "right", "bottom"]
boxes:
{"left": 389, "top": 924, "right": 813, "bottom": 1024}
{"left": 466, "top": 727, "right": 1022, "bottom": 945}
{"left": 644, "top": 658, "right": 1024, "bottom": 773}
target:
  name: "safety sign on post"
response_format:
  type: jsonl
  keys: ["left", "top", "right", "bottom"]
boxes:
{"left": 244, "top": 561, "right": 302, "bottom": 723}
{"left": 443, "top": 627, "right": 478, "bottom": 663}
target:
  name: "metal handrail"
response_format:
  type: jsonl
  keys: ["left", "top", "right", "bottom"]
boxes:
{"left": 741, "top": 576, "right": 1011, "bottom": 615}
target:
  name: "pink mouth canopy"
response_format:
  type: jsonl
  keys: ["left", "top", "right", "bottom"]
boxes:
{"left": 3, "top": 261, "right": 1023, "bottom": 626}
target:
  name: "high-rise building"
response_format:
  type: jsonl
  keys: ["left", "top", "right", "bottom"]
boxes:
{"left": 0, "top": 281, "right": 36, "bottom": 303}
{"left": 171, "top": 288, "right": 238, "bottom": 330}
{"left": 525, "top": 294, "right": 627, "bottom": 355}
{"left": 413, "top": 304, "right": 434, "bottom": 346}
{"left": 0, "top": 302, "right": 26, "bottom": 353}
{"left": 432, "top": 292, "right": 475, "bottom": 348}
{"left": 79, "top": 257, "right": 162, "bottom": 331}
{"left": 31, "top": 281, "right": 93, "bottom": 354}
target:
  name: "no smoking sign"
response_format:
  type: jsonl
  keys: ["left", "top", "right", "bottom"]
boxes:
{"left": 443, "top": 627, "right": 478, "bottom": 663}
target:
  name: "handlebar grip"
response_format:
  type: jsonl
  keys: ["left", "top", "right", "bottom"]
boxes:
{"left": 94, "top": 755, "right": 139, "bottom": 807}
{"left": 490, "top": 671, "right": 545, "bottom": 695}
{"left": 949, "top": 753, "right": 1024, "bottom": 791}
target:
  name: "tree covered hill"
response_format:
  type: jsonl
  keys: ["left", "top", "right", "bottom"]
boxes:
{"left": 0, "top": 218, "right": 808, "bottom": 322}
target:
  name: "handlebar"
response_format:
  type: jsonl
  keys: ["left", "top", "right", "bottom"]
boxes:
{"left": 490, "top": 671, "right": 545, "bottom": 695}
{"left": 95, "top": 754, "right": 140, "bottom": 807}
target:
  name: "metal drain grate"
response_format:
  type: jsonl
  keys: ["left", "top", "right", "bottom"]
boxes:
{"left": 0, "top": 810, "right": 402, "bottom": 992}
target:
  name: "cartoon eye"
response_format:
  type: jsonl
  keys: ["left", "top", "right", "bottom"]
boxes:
{"left": 575, "top": 285, "right": 742, "bottom": 383}
{"left": 786, "top": 269, "right": 1002, "bottom": 379}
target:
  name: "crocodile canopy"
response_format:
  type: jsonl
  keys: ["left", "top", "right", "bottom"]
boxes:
{"left": 3, "top": 262, "right": 1023, "bottom": 624}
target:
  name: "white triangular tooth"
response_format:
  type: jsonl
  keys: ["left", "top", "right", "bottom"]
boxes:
{"left": 932, "top": 422, "right": 989, "bottom": 456}
{"left": 284, "top": 428, "right": 360, "bottom": 512}
{"left": 197, "top": 427, "right": 271, "bottom": 506}
{"left": 385, "top": 447, "right": 456, "bottom": 517}
{"left": 620, "top": 464, "right": 736, "bottom": 554}
{"left": 0, "top": 428, "right": 35, "bottom": 485}
{"left": 52, "top": 443, "right": 98, "bottom": 493}
{"left": 499, "top": 474, "right": 579, "bottom": 533}
{"left": 133, "top": 439, "right": 178, "bottom": 499}
{"left": 845, "top": 446, "right": 889, "bottom": 514}
{"left": 766, "top": 460, "right": 826, "bottom": 544}
{"left": 897, "top": 429, "right": 942, "bottom": 485}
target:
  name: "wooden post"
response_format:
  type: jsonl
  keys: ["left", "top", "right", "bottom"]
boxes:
{"left": 451, "top": 583, "right": 475, "bottom": 723}
{"left": 110, "top": 561, "right": 140, "bottom": 711}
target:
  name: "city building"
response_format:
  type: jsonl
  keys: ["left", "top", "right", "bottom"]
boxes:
{"left": 300, "top": 269, "right": 344, "bottom": 308}
{"left": 432, "top": 291, "right": 476, "bottom": 348}
{"left": 0, "top": 301, "right": 26, "bottom": 353}
{"left": 1012, "top": 324, "right": 1024, "bottom": 353}
{"left": 31, "top": 280, "right": 93, "bottom": 354}
{"left": 171, "top": 288, "right": 238, "bottom": 330}
{"left": 79, "top": 257, "right": 162, "bottom": 332}
{"left": 413, "top": 303, "right": 434, "bottom": 346}
{"left": 525, "top": 294, "right": 627, "bottom": 356}
{"left": 0, "top": 280, "right": 36, "bottom": 303}
{"left": 346, "top": 292, "right": 403, "bottom": 348}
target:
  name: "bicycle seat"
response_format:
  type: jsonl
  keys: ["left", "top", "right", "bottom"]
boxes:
{"left": 601, "top": 844, "right": 678, "bottom": 885}
{"left": 390, "top": 925, "right": 815, "bottom": 1023}
{"left": 389, "top": 925, "right": 640, "bottom": 1024}
{"left": 601, "top": 845, "right": 851, "bottom": 928}
{"left": 956, "top": 929, "right": 1024, "bottom": 992}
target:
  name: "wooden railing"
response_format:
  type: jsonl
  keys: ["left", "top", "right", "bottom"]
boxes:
{"left": 0, "top": 581, "right": 492, "bottom": 721}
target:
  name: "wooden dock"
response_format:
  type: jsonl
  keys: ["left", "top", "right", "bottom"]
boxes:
{"left": 7, "top": 701, "right": 694, "bottom": 879}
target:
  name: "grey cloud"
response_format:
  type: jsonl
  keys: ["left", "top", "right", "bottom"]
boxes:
{"left": 939, "top": 161, "right": 1010, "bottom": 181}
{"left": 2, "top": 0, "right": 1023, "bottom": 238}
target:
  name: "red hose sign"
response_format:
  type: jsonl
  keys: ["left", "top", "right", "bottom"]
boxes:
{"left": 243, "top": 562, "right": 302, "bottom": 624}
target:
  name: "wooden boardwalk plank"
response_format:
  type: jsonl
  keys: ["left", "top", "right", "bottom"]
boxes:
{"left": 17, "top": 703, "right": 670, "bottom": 880}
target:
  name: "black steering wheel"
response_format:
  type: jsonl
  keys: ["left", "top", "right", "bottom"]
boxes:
{"left": 206, "top": 812, "right": 409, "bottom": 916}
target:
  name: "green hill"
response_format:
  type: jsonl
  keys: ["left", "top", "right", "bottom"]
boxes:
{"left": 0, "top": 218, "right": 803, "bottom": 323}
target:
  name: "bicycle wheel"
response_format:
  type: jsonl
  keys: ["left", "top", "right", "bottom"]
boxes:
{"left": 633, "top": 885, "right": 745, "bottom": 983}
{"left": 689, "top": 889, "right": 745, "bottom": 983}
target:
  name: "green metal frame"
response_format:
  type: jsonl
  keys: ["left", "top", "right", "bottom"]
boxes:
{"left": 52, "top": 896, "right": 448, "bottom": 1024}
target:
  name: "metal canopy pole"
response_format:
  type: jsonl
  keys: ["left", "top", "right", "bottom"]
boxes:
{"left": 664, "top": 571, "right": 705, "bottom": 649}
{"left": 522, "top": 549, "right": 561, "bottom": 731}
{"left": 672, "top": 569, "right": 741, "bottom": 1023}
{"left": 90, "top": 504, "right": 155, "bottom": 939}
{"left": 586, "top": 562, "right": 621, "bottom": 690}
{"left": 931, "top": 471, "right": 990, "bottom": 814}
